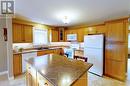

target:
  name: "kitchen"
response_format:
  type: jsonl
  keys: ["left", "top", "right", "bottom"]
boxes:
{"left": 0, "top": 0, "right": 130, "bottom": 86}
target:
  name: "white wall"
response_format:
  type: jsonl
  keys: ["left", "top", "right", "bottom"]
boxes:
{"left": 6, "top": 17, "right": 13, "bottom": 78}
{"left": 0, "top": 17, "right": 8, "bottom": 73}
{"left": 0, "top": 15, "right": 13, "bottom": 79}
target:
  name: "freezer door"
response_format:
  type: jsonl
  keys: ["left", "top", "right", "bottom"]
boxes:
{"left": 84, "top": 35, "right": 104, "bottom": 49}
{"left": 84, "top": 48, "right": 103, "bottom": 76}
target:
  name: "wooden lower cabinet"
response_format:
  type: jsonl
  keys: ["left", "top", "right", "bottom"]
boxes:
{"left": 37, "top": 48, "right": 63, "bottom": 56}
{"left": 26, "top": 63, "right": 88, "bottom": 86}
{"left": 13, "top": 48, "right": 64, "bottom": 77}
{"left": 72, "top": 72, "right": 87, "bottom": 86}
{"left": 13, "top": 54, "right": 22, "bottom": 77}
{"left": 105, "top": 59, "right": 126, "bottom": 81}
{"left": 37, "top": 50, "right": 54, "bottom": 56}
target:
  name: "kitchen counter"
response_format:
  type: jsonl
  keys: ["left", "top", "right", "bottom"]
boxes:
{"left": 13, "top": 47, "right": 66, "bottom": 55}
{"left": 26, "top": 54, "right": 92, "bottom": 86}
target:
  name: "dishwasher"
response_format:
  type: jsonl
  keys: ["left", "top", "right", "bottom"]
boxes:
{"left": 22, "top": 52, "right": 37, "bottom": 73}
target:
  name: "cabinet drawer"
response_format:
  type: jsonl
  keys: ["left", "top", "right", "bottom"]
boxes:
{"left": 37, "top": 50, "right": 54, "bottom": 56}
{"left": 37, "top": 73, "right": 54, "bottom": 86}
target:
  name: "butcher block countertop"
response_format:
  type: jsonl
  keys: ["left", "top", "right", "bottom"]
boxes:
{"left": 26, "top": 54, "right": 92, "bottom": 86}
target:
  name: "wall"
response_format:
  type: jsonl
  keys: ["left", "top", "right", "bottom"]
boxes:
{"left": 6, "top": 17, "right": 13, "bottom": 78}
{"left": 0, "top": 16, "right": 8, "bottom": 73}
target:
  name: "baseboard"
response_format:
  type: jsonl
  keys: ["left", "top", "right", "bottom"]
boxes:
{"left": 0, "top": 71, "right": 8, "bottom": 76}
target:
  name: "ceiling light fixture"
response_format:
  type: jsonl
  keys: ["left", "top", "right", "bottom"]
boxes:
{"left": 62, "top": 16, "right": 69, "bottom": 24}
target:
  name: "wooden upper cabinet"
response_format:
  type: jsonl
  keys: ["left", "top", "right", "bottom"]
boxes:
{"left": 13, "top": 23, "right": 23, "bottom": 43}
{"left": 51, "top": 29, "right": 59, "bottom": 42}
{"left": 12, "top": 23, "right": 33, "bottom": 43}
{"left": 95, "top": 25, "right": 106, "bottom": 34}
{"left": 77, "top": 29, "right": 84, "bottom": 42}
{"left": 106, "top": 21, "right": 126, "bottom": 42}
{"left": 23, "top": 25, "right": 33, "bottom": 43}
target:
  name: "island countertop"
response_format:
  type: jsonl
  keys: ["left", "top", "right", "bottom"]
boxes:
{"left": 26, "top": 54, "right": 92, "bottom": 86}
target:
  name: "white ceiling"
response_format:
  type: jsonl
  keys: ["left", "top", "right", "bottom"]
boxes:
{"left": 15, "top": 0, "right": 130, "bottom": 26}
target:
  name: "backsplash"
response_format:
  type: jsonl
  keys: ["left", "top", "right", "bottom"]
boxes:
{"left": 13, "top": 43, "right": 33, "bottom": 50}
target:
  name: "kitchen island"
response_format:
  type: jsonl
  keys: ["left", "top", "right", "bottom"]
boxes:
{"left": 26, "top": 54, "right": 92, "bottom": 86}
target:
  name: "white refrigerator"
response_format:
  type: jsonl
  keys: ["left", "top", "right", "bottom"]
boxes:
{"left": 84, "top": 34, "right": 104, "bottom": 76}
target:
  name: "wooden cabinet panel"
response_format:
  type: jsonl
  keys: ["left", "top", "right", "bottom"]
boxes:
{"left": 37, "top": 49, "right": 63, "bottom": 56}
{"left": 105, "top": 43, "right": 126, "bottom": 61}
{"left": 13, "top": 23, "right": 23, "bottom": 43}
{"left": 54, "top": 48, "right": 64, "bottom": 55}
{"left": 95, "top": 25, "right": 106, "bottom": 34}
{"left": 77, "top": 29, "right": 84, "bottom": 42}
{"left": 51, "top": 29, "right": 59, "bottom": 42}
{"left": 13, "top": 23, "right": 33, "bottom": 43}
{"left": 23, "top": 25, "right": 33, "bottom": 42}
{"left": 13, "top": 54, "right": 22, "bottom": 77}
{"left": 105, "top": 59, "right": 126, "bottom": 81}
{"left": 105, "top": 18, "right": 128, "bottom": 81}
{"left": 72, "top": 72, "right": 87, "bottom": 86}
{"left": 37, "top": 50, "right": 54, "bottom": 56}
{"left": 106, "top": 21, "right": 126, "bottom": 42}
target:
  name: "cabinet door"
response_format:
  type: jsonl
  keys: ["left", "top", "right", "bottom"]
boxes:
{"left": 37, "top": 50, "right": 54, "bottom": 56}
{"left": 13, "top": 23, "right": 23, "bottom": 43}
{"left": 23, "top": 25, "right": 33, "bottom": 43}
{"left": 106, "top": 21, "right": 126, "bottom": 42}
{"left": 105, "top": 59, "right": 126, "bottom": 81}
{"left": 95, "top": 25, "right": 106, "bottom": 34}
{"left": 51, "top": 29, "right": 59, "bottom": 42}
{"left": 13, "top": 54, "right": 22, "bottom": 76}
{"left": 105, "top": 19, "right": 128, "bottom": 81}
{"left": 105, "top": 43, "right": 126, "bottom": 61}
{"left": 77, "top": 29, "right": 84, "bottom": 42}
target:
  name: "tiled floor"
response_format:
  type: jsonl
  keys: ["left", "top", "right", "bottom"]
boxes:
{"left": 0, "top": 74, "right": 26, "bottom": 86}
{"left": 0, "top": 59, "right": 130, "bottom": 86}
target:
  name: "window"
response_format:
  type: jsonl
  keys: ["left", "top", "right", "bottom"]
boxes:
{"left": 33, "top": 28, "right": 48, "bottom": 45}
